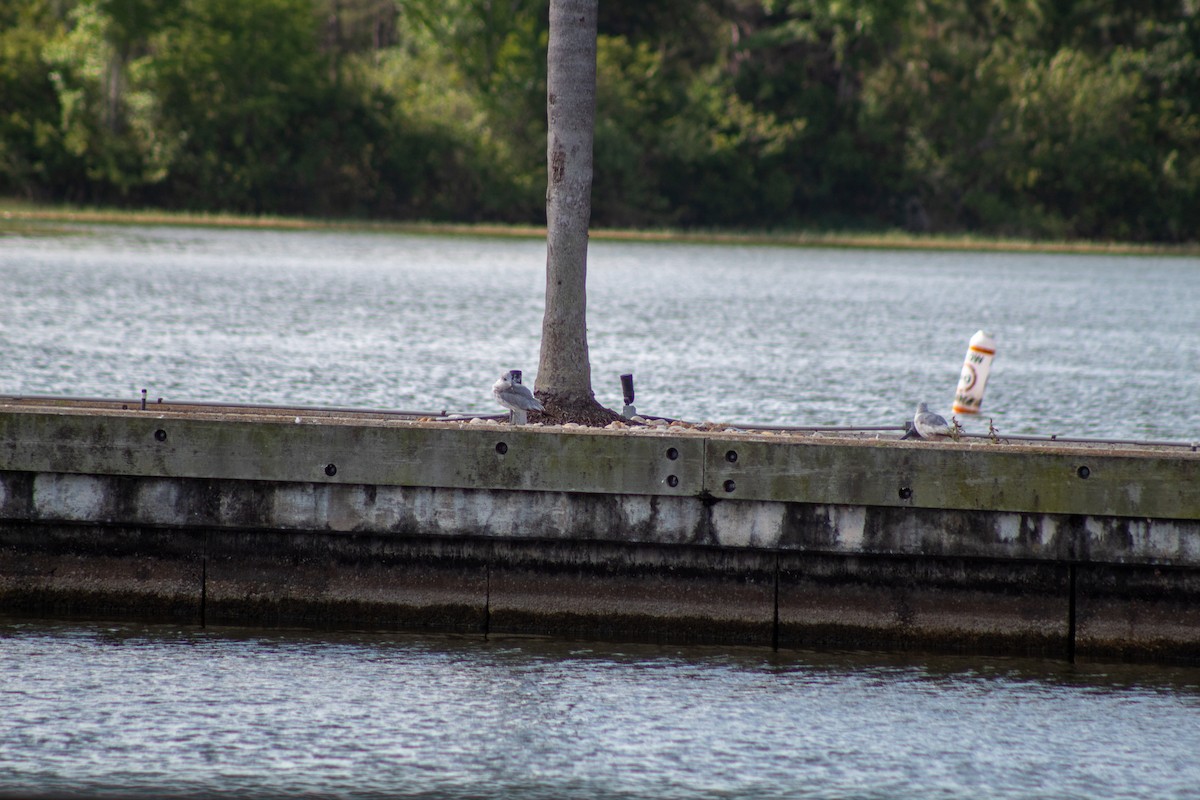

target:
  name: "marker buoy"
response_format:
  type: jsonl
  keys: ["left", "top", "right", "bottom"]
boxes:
{"left": 952, "top": 330, "right": 996, "bottom": 415}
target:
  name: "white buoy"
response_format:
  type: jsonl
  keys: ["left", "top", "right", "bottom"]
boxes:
{"left": 952, "top": 330, "right": 996, "bottom": 415}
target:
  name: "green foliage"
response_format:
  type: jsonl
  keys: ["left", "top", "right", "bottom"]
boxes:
{"left": 0, "top": 0, "right": 70, "bottom": 198}
{"left": 42, "top": 1, "right": 174, "bottom": 197}
{"left": 366, "top": 42, "right": 541, "bottom": 222}
{"left": 378, "top": 0, "right": 549, "bottom": 222}
{"left": 143, "top": 0, "right": 332, "bottom": 211}
{"left": 0, "top": 0, "right": 1197, "bottom": 241}
{"left": 856, "top": 0, "right": 1200, "bottom": 239}
{"left": 591, "top": 36, "right": 675, "bottom": 226}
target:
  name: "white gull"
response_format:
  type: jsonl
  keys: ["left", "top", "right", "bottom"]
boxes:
{"left": 493, "top": 370, "right": 544, "bottom": 424}
{"left": 913, "top": 402, "right": 954, "bottom": 439}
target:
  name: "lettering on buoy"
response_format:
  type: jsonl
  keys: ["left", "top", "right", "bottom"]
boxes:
{"left": 952, "top": 330, "right": 996, "bottom": 415}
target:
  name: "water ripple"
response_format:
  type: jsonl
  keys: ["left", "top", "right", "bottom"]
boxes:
{"left": 2, "top": 224, "right": 1199, "bottom": 439}
{"left": 2, "top": 621, "right": 1199, "bottom": 799}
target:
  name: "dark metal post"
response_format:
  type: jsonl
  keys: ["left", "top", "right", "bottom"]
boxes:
{"left": 620, "top": 373, "right": 636, "bottom": 419}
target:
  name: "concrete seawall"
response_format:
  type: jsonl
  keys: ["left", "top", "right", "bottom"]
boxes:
{"left": 2, "top": 398, "right": 1199, "bottom": 663}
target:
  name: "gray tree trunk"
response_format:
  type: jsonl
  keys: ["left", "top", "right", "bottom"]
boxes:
{"left": 536, "top": 0, "right": 616, "bottom": 424}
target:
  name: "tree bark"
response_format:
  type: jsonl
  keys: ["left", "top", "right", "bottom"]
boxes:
{"left": 535, "top": 0, "right": 620, "bottom": 426}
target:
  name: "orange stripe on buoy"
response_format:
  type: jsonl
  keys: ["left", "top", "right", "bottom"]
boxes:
{"left": 969, "top": 345, "right": 995, "bottom": 355}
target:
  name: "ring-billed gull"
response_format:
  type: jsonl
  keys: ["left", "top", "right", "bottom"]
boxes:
{"left": 913, "top": 402, "right": 954, "bottom": 439}
{"left": 493, "top": 370, "right": 544, "bottom": 424}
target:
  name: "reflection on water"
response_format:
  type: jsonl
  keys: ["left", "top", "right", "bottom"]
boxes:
{"left": 2, "top": 222, "right": 1199, "bottom": 439}
{"left": 2, "top": 618, "right": 1199, "bottom": 800}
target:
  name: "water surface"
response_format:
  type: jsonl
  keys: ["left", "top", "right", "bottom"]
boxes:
{"left": 2, "top": 223, "right": 1198, "bottom": 440}
{"left": 3, "top": 224, "right": 1200, "bottom": 799}
{"left": 2, "top": 619, "right": 1199, "bottom": 800}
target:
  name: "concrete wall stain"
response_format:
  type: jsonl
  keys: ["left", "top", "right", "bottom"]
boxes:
{"left": 3, "top": 405, "right": 1200, "bottom": 662}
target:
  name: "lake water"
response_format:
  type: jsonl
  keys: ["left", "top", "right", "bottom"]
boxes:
{"left": 2, "top": 222, "right": 1199, "bottom": 440}
{"left": 3, "top": 618, "right": 1200, "bottom": 800}
{"left": 3, "top": 222, "right": 1200, "bottom": 799}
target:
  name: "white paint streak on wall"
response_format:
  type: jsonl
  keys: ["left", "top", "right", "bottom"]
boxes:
{"left": 476, "top": 490, "right": 517, "bottom": 537}
{"left": 832, "top": 505, "right": 867, "bottom": 550}
{"left": 995, "top": 513, "right": 1022, "bottom": 545}
{"left": 272, "top": 484, "right": 317, "bottom": 529}
{"left": 135, "top": 480, "right": 184, "bottom": 526}
{"left": 33, "top": 474, "right": 107, "bottom": 522}
{"left": 371, "top": 486, "right": 414, "bottom": 532}
{"left": 618, "top": 495, "right": 652, "bottom": 530}
{"left": 712, "top": 502, "right": 786, "bottom": 548}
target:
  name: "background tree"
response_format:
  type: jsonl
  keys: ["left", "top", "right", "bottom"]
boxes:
{"left": 1, "top": 0, "right": 1197, "bottom": 242}
{"left": 0, "top": 0, "right": 68, "bottom": 199}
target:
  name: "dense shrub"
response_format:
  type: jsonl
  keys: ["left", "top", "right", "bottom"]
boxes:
{"left": 1, "top": 0, "right": 1196, "bottom": 242}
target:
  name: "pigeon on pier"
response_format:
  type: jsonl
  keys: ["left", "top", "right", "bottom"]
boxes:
{"left": 912, "top": 402, "right": 954, "bottom": 439}
{"left": 492, "top": 370, "right": 544, "bottom": 424}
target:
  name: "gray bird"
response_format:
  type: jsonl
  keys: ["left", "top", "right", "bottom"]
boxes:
{"left": 492, "top": 370, "right": 544, "bottom": 424}
{"left": 913, "top": 402, "right": 954, "bottom": 439}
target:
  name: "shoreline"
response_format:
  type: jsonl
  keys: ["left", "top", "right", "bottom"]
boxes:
{"left": 3, "top": 199, "right": 1195, "bottom": 257}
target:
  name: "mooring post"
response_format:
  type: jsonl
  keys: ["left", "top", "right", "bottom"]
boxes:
{"left": 620, "top": 373, "right": 636, "bottom": 418}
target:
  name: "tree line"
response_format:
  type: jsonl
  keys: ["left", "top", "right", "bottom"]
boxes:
{"left": 2, "top": 0, "right": 1197, "bottom": 242}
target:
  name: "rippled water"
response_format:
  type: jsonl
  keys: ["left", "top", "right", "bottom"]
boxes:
{"left": 2, "top": 222, "right": 1199, "bottom": 440}
{"left": 2, "top": 619, "right": 1200, "bottom": 800}
{"left": 5, "top": 223, "right": 1200, "bottom": 798}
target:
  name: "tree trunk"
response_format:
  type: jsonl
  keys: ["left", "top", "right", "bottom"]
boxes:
{"left": 534, "top": 0, "right": 620, "bottom": 426}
